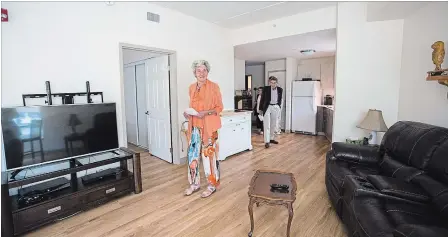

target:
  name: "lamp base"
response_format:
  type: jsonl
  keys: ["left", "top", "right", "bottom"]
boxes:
{"left": 368, "top": 131, "right": 378, "bottom": 145}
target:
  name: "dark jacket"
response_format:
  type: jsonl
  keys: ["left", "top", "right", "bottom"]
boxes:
{"left": 253, "top": 94, "right": 261, "bottom": 115}
{"left": 259, "top": 86, "right": 283, "bottom": 114}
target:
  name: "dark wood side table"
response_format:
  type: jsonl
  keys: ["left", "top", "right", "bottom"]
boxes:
{"left": 247, "top": 170, "right": 297, "bottom": 237}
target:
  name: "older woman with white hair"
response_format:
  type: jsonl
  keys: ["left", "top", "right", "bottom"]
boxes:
{"left": 183, "top": 60, "right": 223, "bottom": 198}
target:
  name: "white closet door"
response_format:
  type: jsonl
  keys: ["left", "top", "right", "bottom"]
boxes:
{"left": 146, "top": 55, "right": 172, "bottom": 163}
{"left": 124, "top": 65, "right": 138, "bottom": 145}
{"left": 135, "top": 63, "right": 149, "bottom": 149}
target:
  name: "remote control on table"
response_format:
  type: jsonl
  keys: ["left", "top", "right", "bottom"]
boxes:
{"left": 270, "top": 184, "right": 289, "bottom": 190}
{"left": 270, "top": 187, "right": 290, "bottom": 194}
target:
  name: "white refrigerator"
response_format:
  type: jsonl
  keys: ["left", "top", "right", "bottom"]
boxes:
{"left": 291, "top": 80, "right": 322, "bottom": 135}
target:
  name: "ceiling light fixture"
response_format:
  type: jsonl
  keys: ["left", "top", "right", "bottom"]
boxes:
{"left": 300, "top": 49, "right": 316, "bottom": 55}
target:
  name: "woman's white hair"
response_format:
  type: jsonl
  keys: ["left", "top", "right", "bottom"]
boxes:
{"left": 191, "top": 60, "right": 211, "bottom": 73}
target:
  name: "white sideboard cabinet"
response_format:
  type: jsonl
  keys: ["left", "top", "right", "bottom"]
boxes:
{"left": 218, "top": 111, "right": 253, "bottom": 161}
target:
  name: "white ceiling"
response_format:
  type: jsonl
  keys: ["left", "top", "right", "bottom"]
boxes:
{"left": 366, "top": 2, "right": 429, "bottom": 22}
{"left": 152, "top": 1, "right": 336, "bottom": 29}
{"left": 235, "top": 29, "right": 336, "bottom": 63}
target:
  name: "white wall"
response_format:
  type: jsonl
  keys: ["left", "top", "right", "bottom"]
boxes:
{"left": 398, "top": 2, "right": 448, "bottom": 128}
{"left": 234, "top": 58, "right": 246, "bottom": 90}
{"left": 231, "top": 6, "right": 337, "bottom": 46}
{"left": 265, "top": 59, "right": 286, "bottom": 85}
{"left": 333, "top": 2, "right": 404, "bottom": 143}
{"left": 1, "top": 2, "right": 234, "bottom": 164}
{"left": 286, "top": 57, "right": 298, "bottom": 132}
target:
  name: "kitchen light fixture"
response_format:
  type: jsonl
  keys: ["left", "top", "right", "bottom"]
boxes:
{"left": 300, "top": 49, "right": 316, "bottom": 55}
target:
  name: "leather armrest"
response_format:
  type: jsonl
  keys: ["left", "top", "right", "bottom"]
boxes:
{"left": 394, "top": 224, "right": 448, "bottom": 237}
{"left": 330, "top": 142, "right": 380, "bottom": 165}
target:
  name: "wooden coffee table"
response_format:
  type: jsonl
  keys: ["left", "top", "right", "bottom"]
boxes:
{"left": 247, "top": 170, "right": 297, "bottom": 237}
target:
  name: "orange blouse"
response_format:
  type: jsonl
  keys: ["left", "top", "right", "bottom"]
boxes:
{"left": 188, "top": 79, "right": 223, "bottom": 144}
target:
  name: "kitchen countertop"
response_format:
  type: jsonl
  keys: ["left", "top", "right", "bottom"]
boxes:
{"left": 318, "top": 105, "right": 334, "bottom": 110}
{"left": 220, "top": 109, "right": 252, "bottom": 116}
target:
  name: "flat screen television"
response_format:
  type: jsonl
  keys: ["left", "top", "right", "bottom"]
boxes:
{"left": 1, "top": 103, "right": 119, "bottom": 170}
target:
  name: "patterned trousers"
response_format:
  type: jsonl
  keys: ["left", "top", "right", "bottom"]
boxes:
{"left": 187, "top": 127, "right": 220, "bottom": 188}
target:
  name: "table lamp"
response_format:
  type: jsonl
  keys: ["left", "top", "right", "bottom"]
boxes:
{"left": 357, "top": 109, "right": 388, "bottom": 144}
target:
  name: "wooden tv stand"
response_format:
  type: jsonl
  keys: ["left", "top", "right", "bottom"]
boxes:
{"left": 1, "top": 148, "right": 142, "bottom": 236}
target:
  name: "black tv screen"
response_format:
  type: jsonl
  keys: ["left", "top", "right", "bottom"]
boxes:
{"left": 1, "top": 103, "right": 119, "bottom": 170}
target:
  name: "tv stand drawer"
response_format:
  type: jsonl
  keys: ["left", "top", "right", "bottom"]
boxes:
{"left": 84, "top": 178, "right": 132, "bottom": 204}
{"left": 13, "top": 196, "right": 79, "bottom": 234}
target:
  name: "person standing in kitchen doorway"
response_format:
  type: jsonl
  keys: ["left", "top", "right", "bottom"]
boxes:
{"left": 183, "top": 60, "right": 223, "bottom": 198}
{"left": 259, "top": 76, "right": 283, "bottom": 148}
{"left": 253, "top": 87, "right": 264, "bottom": 135}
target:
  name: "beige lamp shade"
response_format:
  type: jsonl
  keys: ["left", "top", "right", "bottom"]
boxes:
{"left": 357, "top": 109, "right": 388, "bottom": 132}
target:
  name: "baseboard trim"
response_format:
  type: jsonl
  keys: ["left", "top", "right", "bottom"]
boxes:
{"left": 179, "top": 156, "right": 187, "bottom": 165}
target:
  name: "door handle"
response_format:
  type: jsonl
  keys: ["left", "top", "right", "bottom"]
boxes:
{"left": 145, "top": 111, "right": 149, "bottom": 115}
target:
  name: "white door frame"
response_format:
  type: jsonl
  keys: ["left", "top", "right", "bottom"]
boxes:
{"left": 118, "top": 43, "right": 180, "bottom": 164}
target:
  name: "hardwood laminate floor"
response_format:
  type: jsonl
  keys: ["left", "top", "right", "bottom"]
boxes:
{"left": 26, "top": 133, "right": 346, "bottom": 237}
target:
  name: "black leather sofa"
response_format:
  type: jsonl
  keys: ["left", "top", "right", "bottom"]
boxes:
{"left": 325, "top": 121, "right": 448, "bottom": 237}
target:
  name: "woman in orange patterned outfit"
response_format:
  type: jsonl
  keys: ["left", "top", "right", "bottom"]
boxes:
{"left": 184, "top": 60, "right": 223, "bottom": 198}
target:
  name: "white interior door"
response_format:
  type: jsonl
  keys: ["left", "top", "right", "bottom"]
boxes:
{"left": 146, "top": 55, "right": 172, "bottom": 163}
{"left": 135, "top": 63, "right": 149, "bottom": 148}
{"left": 268, "top": 71, "right": 286, "bottom": 129}
{"left": 123, "top": 65, "right": 138, "bottom": 145}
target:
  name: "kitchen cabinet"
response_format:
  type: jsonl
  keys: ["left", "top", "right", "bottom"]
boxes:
{"left": 316, "top": 106, "right": 324, "bottom": 134}
{"left": 298, "top": 60, "right": 321, "bottom": 80}
{"left": 317, "top": 106, "right": 333, "bottom": 142}
{"left": 297, "top": 57, "right": 335, "bottom": 97}
{"left": 325, "top": 108, "right": 333, "bottom": 142}
{"left": 218, "top": 111, "right": 253, "bottom": 161}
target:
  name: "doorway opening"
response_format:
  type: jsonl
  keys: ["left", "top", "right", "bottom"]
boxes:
{"left": 119, "top": 43, "right": 180, "bottom": 164}
{"left": 245, "top": 75, "right": 252, "bottom": 90}
{"left": 234, "top": 28, "right": 336, "bottom": 140}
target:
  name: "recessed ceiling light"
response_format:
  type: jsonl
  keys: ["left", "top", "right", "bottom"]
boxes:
{"left": 300, "top": 49, "right": 316, "bottom": 55}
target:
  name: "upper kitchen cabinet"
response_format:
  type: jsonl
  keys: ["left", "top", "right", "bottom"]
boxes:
{"left": 298, "top": 59, "right": 321, "bottom": 80}
{"left": 297, "top": 56, "right": 335, "bottom": 97}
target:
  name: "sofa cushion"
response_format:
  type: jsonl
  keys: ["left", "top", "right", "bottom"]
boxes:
{"left": 412, "top": 174, "right": 448, "bottom": 219}
{"left": 353, "top": 166, "right": 379, "bottom": 178}
{"left": 425, "top": 138, "right": 448, "bottom": 184}
{"left": 351, "top": 196, "right": 445, "bottom": 237}
{"left": 367, "top": 175, "right": 429, "bottom": 203}
{"left": 381, "top": 121, "right": 448, "bottom": 170}
{"left": 379, "top": 155, "right": 423, "bottom": 181}
{"left": 394, "top": 224, "right": 448, "bottom": 237}
{"left": 383, "top": 201, "right": 441, "bottom": 227}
